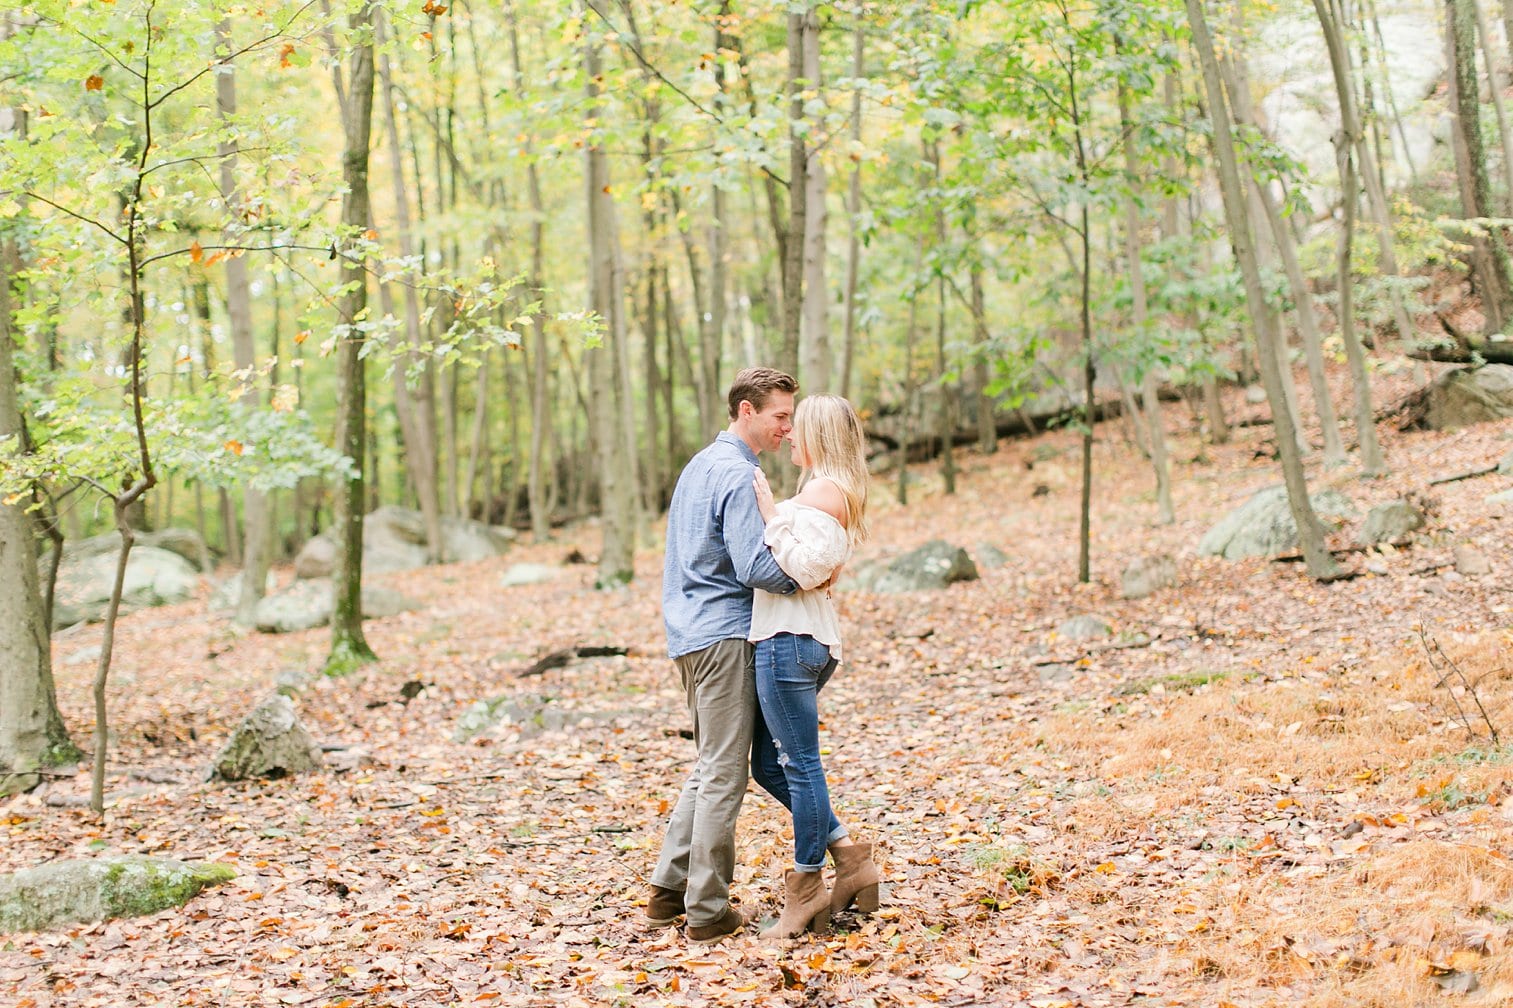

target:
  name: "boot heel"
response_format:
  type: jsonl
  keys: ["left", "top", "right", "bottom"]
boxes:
{"left": 852, "top": 883, "right": 879, "bottom": 913}
{"left": 808, "top": 905, "right": 832, "bottom": 933}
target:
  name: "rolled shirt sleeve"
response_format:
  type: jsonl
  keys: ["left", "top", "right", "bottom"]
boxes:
{"left": 721, "top": 475, "right": 797, "bottom": 595}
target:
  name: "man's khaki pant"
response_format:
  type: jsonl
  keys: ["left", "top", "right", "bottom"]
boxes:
{"left": 649, "top": 638, "right": 755, "bottom": 926}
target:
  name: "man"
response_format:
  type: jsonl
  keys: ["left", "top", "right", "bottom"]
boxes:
{"left": 646, "top": 367, "right": 800, "bottom": 942}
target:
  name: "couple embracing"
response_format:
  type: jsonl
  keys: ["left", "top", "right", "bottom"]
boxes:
{"left": 644, "top": 367, "right": 881, "bottom": 943}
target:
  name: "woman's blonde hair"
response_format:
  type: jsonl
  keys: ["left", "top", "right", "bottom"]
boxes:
{"left": 794, "top": 395, "right": 869, "bottom": 545}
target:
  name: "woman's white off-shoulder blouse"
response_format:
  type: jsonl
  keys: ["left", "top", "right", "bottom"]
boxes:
{"left": 749, "top": 500, "right": 851, "bottom": 661}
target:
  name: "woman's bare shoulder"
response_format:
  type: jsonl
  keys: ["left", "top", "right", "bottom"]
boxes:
{"left": 793, "top": 477, "right": 847, "bottom": 526}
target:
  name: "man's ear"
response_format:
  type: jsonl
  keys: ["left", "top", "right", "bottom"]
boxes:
{"left": 736, "top": 399, "right": 754, "bottom": 420}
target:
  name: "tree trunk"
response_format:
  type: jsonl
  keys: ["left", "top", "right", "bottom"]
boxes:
{"left": 780, "top": 10, "right": 807, "bottom": 380}
{"left": 1363, "top": 0, "right": 1420, "bottom": 187}
{"left": 1332, "top": 1, "right": 1418, "bottom": 352}
{"left": 1316, "top": 0, "right": 1387, "bottom": 475}
{"left": 798, "top": 5, "right": 829, "bottom": 392}
{"left": 327, "top": 5, "right": 379, "bottom": 674}
{"left": 925, "top": 138, "right": 956, "bottom": 496}
{"left": 0, "top": 232, "right": 78, "bottom": 796}
{"left": 1187, "top": 0, "right": 1343, "bottom": 580}
{"left": 706, "top": 4, "right": 733, "bottom": 429}
{"left": 463, "top": 349, "right": 490, "bottom": 521}
{"left": 1448, "top": 0, "right": 1513, "bottom": 331}
{"left": 217, "top": 19, "right": 271, "bottom": 625}
{"left": 970, "top": 266, "right": 997, "bottom": 455}
{"left": 1118, "top": 69, "right": 1174, "bottom": 523}
{"left": 1216, "top": 48, "right": 1346, "bottom": 465}
{"left": 1065, "top": 51, "right": 1093, "bottom": 583}
{"left": 503, "top": 13, "right": 554, "bottom": 542}
{"left": 898, "top": 245, "right": 924, "bottom": 506}
{"left": 1474, "top": 0, "right": 1513, "bottom": 214}
{"left": 377, "top": 19, "right": 444, "bottom": 562}
{"left": 585, "top": 4, "right": 635, "bottom": 588}
{"left": 840, "top": 11, "right": 865, "bottom": 399}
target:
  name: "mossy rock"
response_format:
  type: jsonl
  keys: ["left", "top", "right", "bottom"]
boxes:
{"left": 0, "top": 856, "right": 235, "bottom": 933}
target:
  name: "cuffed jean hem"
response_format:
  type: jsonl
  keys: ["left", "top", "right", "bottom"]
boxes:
{"left": 794, "top": 826, "right": 851, "bottom": 873}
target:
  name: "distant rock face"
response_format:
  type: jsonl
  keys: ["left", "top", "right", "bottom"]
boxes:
{"left": 253, "top": 578, "right": 417, "bottom": 634}
{"left": 293, "top": 506, "right": 515, "bottom": 578}
{"left": 50, "top": 545, "right": 201, "bottom": 631}
{"left": 0, "top": 856, "right": 235, "bottom": 932}
{"left": 1423, "top": 365, "right": 1513, "bottom": 431}
{"left": 1120, "top": 554, "right": 1178, "bottom": 599}
{"left": 1253, "top": 7, "right": 1440, "bottom": 213}
{"left": 1198, "top": 486, "right": 1355, "bottom": 560}
{"left": 849, "top": 540, "right": 980, "bottom": 593}
{"left": 1359, "top": 500, "right": 1426, "bottom": 546}
{"left": 209, "top": 693, "right": 323, "bottom": 781}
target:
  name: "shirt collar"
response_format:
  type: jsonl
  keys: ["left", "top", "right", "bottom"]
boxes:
{"left": 715, "top": 430, "right": 759, "bottom": 465}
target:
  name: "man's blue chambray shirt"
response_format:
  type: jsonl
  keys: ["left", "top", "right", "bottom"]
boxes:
{"left": 663, "top": 432, "right": 798, "bottom": 659}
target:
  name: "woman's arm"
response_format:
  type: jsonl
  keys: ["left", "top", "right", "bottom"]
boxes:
{"left": 753, "top": 465, "right": 778, "bottom": 523}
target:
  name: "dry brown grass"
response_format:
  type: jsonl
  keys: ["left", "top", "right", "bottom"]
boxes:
{"left": 1022, "top": 626, "right": 1513, "bottom": 1005}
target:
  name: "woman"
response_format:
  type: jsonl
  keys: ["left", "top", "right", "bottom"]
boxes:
{"left": 748, "top": 394, "right": 880, "bottom": 939}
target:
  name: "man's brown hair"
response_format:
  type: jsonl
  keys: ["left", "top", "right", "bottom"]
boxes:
{"left": 727, "top": 366, "right": 798, "bottom": 420}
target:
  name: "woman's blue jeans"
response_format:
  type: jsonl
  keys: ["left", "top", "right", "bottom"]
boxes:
{"left": 751, "top": 632, "right": 848, "bottom": 872}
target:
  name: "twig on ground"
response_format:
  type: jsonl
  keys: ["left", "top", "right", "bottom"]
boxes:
{"left": 1419, "top": 628, "right": 1502, "bottom": 745}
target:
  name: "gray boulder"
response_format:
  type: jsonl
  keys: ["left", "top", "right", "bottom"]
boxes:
{"left": 1424, "top": 364, "right": 1513, "bottom": 430}
{"left": 293, "top": 505, "right": 514, "bottom": 578}
{"left": 292, "top": 533, "right": 338, "bottom": 579}
{"left": 51, "top": 545, "right": 201, "bottom": 630}
{"left": 1198, "top": 485, "right": 1355, "bottom": 560}
{"left": 1454, "top": 544, "right": 1492, "bottom": 576}
{"left": 1056, "top": 615, "right": 1112, "bottom": 641}
{"left": 863, "top": 540, "right": 980, "bottom": 593}
{"left": 48, "top": 527, "right": 213, "bottom": 573}
{"left": 253, "top": 578, "right": 418, "bottom": 634}
{"left": 0, "top": 856, "right": 235, "bottom": 932}
{"left": 1359, "top": 500, "right": 1426, "bottom": 546}
{"left": 441, "top": 515, "right": 516, "bottom": 564}
{"left": 501, "top": 563, "right": 560, "bottom": 587}
{"left": 209, "top": 693, "right": 324, "bottom": 781}
{"left": 208, "top": 570, "right": 279, "bottom": 613}
{"left": 1120, "top": 554, "right": 1178, "bottom": 599}
{"left": 973, "top": 543, "right": 1009, "bottom": 571}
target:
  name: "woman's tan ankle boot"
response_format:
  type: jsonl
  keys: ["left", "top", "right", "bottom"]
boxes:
{"left": 761, "top": 870, "right": 831, "bottom": 939}
{"left": 829, "top": 842, "right": 880, "bottom": 915}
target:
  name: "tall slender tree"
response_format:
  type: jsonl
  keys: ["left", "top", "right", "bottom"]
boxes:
{"left": 326, "top": 2, "right": 379, "bottom": 674}
{"left": 1187, "top": 0, "right": 1343, "bottom": 580}
{"left": 584, "top": 2, "right": 636, "bottom": 588}
{"left": 218, "top": 18, "right": 273, "bottom": 625}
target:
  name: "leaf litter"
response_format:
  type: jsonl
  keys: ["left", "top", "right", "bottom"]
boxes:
{"left": 4, "top": 367, "right": 1513, "bottom": 1006}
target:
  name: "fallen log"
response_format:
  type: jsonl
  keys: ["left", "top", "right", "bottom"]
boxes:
{"left": 517, "top": 645, "right": 629, "bottom": 677}
{"left": 1428, "top": 464, "right": 1500, "bottom": 485}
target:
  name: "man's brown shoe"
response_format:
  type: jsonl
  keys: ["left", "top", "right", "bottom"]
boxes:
{"left": 645, "top": 884, "right": 686, "bottom": 930}
{"left": 685, "top": 904, "right": 746, "bottom": 943}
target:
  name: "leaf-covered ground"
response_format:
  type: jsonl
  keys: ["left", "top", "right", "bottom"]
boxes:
{"left": 5, "top": 368, "right": 1513, "bottom": 1007}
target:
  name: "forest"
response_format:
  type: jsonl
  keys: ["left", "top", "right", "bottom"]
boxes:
{"left": 2, "top": 0, "right": 1513, "bottom": 1004}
